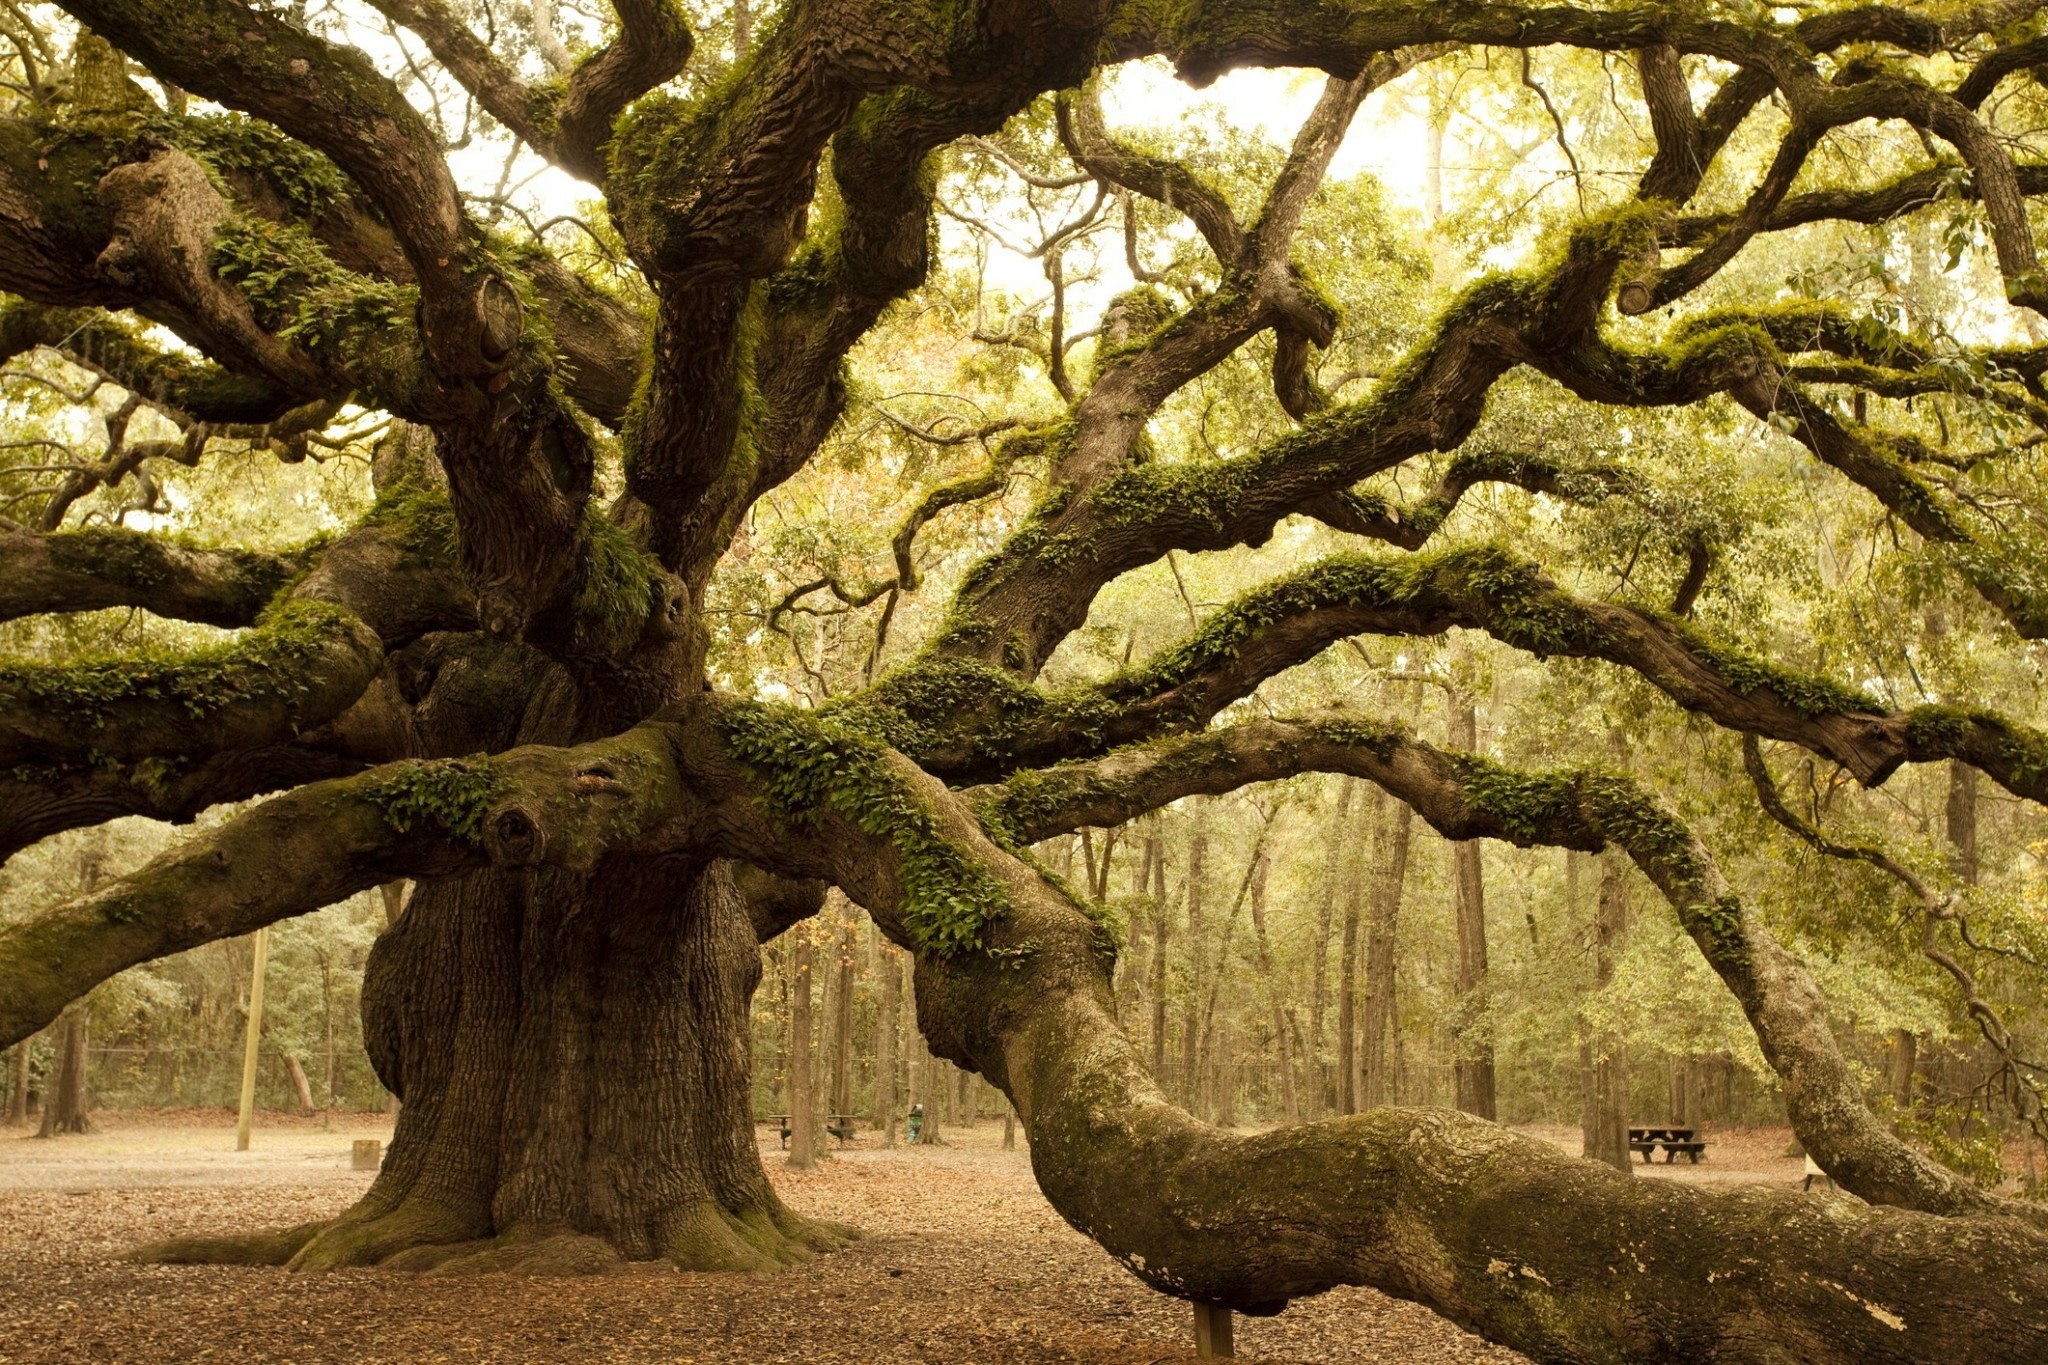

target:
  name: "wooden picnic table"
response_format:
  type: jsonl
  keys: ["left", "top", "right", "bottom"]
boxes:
{"left": 1627, "top": 1126, "right": 1708, "bottom": 1163}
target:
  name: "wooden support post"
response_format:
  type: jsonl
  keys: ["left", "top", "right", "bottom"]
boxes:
{"left": 235, "top": 925, "right": 270, "bottom": 1152}
{"left": 1193, "top": 1302, "right": 1234, "bottom": 1357}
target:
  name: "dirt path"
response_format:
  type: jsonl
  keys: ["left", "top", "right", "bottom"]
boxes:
{"left": 0, "top": 1112, "right": 1805, "bottom": 1364}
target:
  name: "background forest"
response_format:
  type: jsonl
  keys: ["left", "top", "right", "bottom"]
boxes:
{"left": 3, "top": 17, "right": 2043, "bottom": 1195}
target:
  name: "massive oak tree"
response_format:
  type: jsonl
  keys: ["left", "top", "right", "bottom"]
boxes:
{"left": 2, "top": 0, "right": 2048, "bottom": 1358}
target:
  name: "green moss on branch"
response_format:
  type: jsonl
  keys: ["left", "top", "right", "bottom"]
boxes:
{"left": 717, "top": 701, "right": 1009, "bottom": 957}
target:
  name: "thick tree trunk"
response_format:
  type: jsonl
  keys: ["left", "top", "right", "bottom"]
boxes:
{"left": 1580, "top": 852, "right": 1632, "bottom": 1172}
{"left": 1360, "top": 797, "right": 1411, "bottom": 1110}
{"left": 35, "top": 1009, "right": 90, "bottom": 1137}
{"left": 139, "top": 860, "right": 835, "bottom": 1271}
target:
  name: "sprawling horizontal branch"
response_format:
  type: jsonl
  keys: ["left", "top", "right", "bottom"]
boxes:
{"left": 0, "top": 300, "right": 300, "bottom": 426}
{"left": 11, "top": 686, "right": 2046, "bottom": 1357}
{"left": 664, "top": 698, "right": 2047, "bottom": 1359}
{"left": 1538, "top": 319, "right": 2048, "bottom": 637}
{"left": 966, "top": 708, "right": 2017, "bottom": 1222}
{"left": 859, "top": 542, "right": 2048, "bottom": 811}
{"left": 0, "top": 742, "right": 364, "bottom": 865}
{"left": 0, "top": 599, "right": 380, "bottom": 770}
{"left": 0, "top": 723, "right": 687, "bottom": 1048}
{"left": 0, "top": 528, "right": 300, "bottom": 627}
{"left": 0, "top": 758, "right": 481, "bottom": 1048}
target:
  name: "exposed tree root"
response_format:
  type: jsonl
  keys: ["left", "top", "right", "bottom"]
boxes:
{"left": 130, "top": 1220, "right": 329, "bottom": 1267}
{"left": 124, "top": 1202, "right": 853, "bottom": 1275}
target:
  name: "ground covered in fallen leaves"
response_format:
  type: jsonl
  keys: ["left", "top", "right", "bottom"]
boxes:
{"left": 0, "top": 1111, "right": 1807, "bottom": 1363}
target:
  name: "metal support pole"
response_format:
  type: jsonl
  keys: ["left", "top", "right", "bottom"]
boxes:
{"left": 235, "top": 925, "right": 270, "bottom": 1152}
{"left": 1193, "top": 1301, "right": 1234, "bottom": 1357}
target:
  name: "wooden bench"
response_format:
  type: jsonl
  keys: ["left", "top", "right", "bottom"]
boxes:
{"left": 761, "top": 1114, "right": 860, "bottom": 1148}
{"left": 1661, "top": 1140, "right": 1707, "bottom": 1163}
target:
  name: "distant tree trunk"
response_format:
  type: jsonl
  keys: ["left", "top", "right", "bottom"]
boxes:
{"left": 908, "top": 970, "right": 943, "bottom": 1146}
{"left": 1149, "top": 836, "right": 1171, "bottom": 1082}
{"left": 1002, "top": 1101, "right": 1016, "bottom": 1149}
{"left": 1246, "top": 857, "right": 1298, "bottom": 1126}
{"left": 788, "top": 925, "right": 816, "bottom": 1170}
{"left": 284, "top": 1053, "right": 316, "bottom": 1112}
{"left": 958, "top": 1068, "right": 978, "bottom": 1130}
{"left": 1360, "top": 797, "right": 1412, "bottom": 1110}
{"left": 1580, "top": 852, "right": 1633, "bottom": 1172}
{"left": 1213, "top": 1017, "right": 1236, "bottom": 1128}
{"left": 1337, "top": 789, "right": 1379, "bottom": 1113}
{"left": 1889, "top": 760, "right": 1981, "bottom": 1109}
{"left": 1448, "top": 698, "right": 1496, "bottom": 1121}
{"left": 873, "top": 936, "right": 900, "bottom": 1145}
{"left": 1179, "top": 828, "right": 1208, "bottom": 1113}
{"left": 919, "top": 1049, "right": 944, "bottom": 1145}
{"left": 829, "top": 913, "right": 856, "bottom": 1120}
{"left": 1669, "top": 1056, "right": 1707, "bottom": 1127}
{"left": 36, "top": 1008, "right": 90, "bottom": 1137}
{"left": 7, "top": 1038, "right": 29, "bottom": 1125}
{"left": 1308, "top": 780, "right": 1356, "bottom": 1097}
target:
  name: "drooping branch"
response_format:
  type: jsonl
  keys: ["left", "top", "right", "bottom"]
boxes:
{"left": 1535, "top": 318, "right": 2048, "bottom": 638}
{"left": 1743, "top": 736, "right": 2048, "bottom": 1138}
{"left": 0, "top": 597, "right": 380, "bottom": 772}
{"left": 854, "top": 539, "right": 2048, "bottom": 827}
